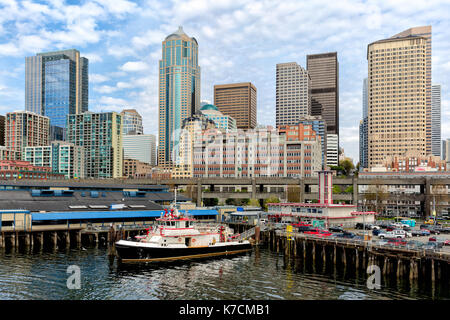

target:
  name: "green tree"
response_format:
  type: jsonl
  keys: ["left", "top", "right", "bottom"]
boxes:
{"left": 340, "top": 159, "right": 355, "bottom": 176}
{"left": 203, "top": 198, "right": 218, "bottom": 206}
{"left": 333, "top": 185, "right": 342, "bottom": 194}
{"left": 248, "top": 198, "right": 260, "bottom": 207}
{"left": 263, "top": 196, "right": 280, "bottom": 211}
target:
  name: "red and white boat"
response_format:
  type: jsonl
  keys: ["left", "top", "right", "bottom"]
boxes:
{"left": 115, "top": 207, "right": 252, "bottom": 263}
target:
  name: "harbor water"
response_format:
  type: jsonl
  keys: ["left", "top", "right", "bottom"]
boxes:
{"left": 0, "top": 246, "right": 448, "bottom": 300}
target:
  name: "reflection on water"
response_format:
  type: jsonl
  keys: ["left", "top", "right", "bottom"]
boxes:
{"left": 0, "top": 246, "right": 448, "bottom": 300}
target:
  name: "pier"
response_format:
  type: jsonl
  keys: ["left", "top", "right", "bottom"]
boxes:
{"left": 258, "top": 228, "right": 450, "bottom": 285}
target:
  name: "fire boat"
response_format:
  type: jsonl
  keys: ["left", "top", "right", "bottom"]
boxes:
{"left": 114, "top": 207, "right": 252, "bottom": 263}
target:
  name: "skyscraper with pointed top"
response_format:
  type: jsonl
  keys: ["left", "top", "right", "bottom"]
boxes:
{"left": 158, "top": 26, "right": 201, "bottom": 168}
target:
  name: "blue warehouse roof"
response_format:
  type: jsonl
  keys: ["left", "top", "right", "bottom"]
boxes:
{"left": 31, "top": 209, "right": 218, "bottom": 221}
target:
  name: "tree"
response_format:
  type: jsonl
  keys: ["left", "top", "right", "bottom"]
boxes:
{"left": 332, "top": 185, "right": 342, "bottom": 194}
{"left": 263, "top": 196, "right": 280, "bottom": 211}
{"left": 363, "top": 179, "right": 388, "bottom": 214}
{"left": 340, "top": 159, "right": 355, "bottom": 176}
{"left": 248, "top": 198, "right": 260, "bottom": 207}
{"left": 203, "top": 198, "right": 218, "bottom": 206}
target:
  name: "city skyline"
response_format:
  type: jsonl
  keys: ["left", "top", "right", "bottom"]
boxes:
{"left": 0, "top": 1, "right": 450, "bottom": 163}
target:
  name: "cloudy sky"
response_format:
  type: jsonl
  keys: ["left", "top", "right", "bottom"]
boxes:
{"left": 0, "top": 0, "right": 449, "bottom": 162}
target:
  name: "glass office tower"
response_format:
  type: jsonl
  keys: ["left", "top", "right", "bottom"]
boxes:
{"left": 25, "top": 49, "right": 88, "bottom": 140}
{"left": 158, "top": 26, "right": 201, "bottom": 168}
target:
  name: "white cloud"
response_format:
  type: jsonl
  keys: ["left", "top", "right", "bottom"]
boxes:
{"left": 90, "top": 74, "right": 110, "bottom": 83}
{"left": 120, "top": 61, "right": 150, "bottom": 72}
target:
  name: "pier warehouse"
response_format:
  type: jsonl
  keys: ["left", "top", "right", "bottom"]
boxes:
{"left": 267, "top": 171, "right": 377, "bottom": 228}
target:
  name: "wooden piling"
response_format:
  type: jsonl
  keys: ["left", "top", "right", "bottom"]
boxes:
{"left": 11, "top": 233, "right": 16, "bottom": 248}
{"left": 53, "top": 232, "right": 58, "bottom": 248}
{"left": 431, "top": 259, "right": 435, "bottom": 282}
{"left": 355, "top": 249, "right": 359, "bottom": 270}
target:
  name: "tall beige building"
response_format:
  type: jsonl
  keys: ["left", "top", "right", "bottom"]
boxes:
{"left": 391, "top": 26, "right": 432, "bottom": 154}
{"left": 367, "top": 27, "right": 430, "bottom": 169}
{"left": 214, "top": 82, "right": 257, "bottom": 130}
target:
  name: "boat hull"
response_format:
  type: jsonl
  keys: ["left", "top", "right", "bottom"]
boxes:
{"left": 115, "top": 241, "right": 252, "bottom": 263}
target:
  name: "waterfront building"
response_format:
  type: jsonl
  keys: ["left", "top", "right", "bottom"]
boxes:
{"left": 158, "top": 26, "right": 201, "bottom": 168}
{"left": 120, "top": 109, "right": 143, "bottom": 135}
{"left": 306, "top": 52, "right": 339, "bottom": 136}
{"left": 214, "top": 82, "right": 257, "bottom": 130}
{"left": 431, "top": 84, "right": 441, "bottom": 157}
{"left": 326, "top": 134, "right": 338, "bottom": 167}
{"left": 275, "top": 62, "right": 311, "bottom": 127}
{"left": 372, "top": 150, "right": 446, "bottom": 172}
{"left": 123, "top": 134, "right": 157, "bottom": 166}
{"left": 0, "top": 159, "right": 64, "bottom": 180}
{"left": 24, "top": 141, "right": 85, "bottom": 179}
{"left": 172, "top": 114, "right": 217, "bottom": 179}
{"left": 25, "top": 49, "right": 88, "bottom": 139}
{"left": 191, "top": 126, "right": 322, "bottom": 178}
{"left": 278, "top": 116, "right": 327, "bottom": 169}
{"left": 5, "top": 111, "right": 50, "bottom": 160}
{"left": 199, "top": 104, "right": 237, "bottom": 131}
{"left": 267, "top": 171, "right": 376, "bottom": 227}
{"left": 123, "top": 158, "right": 154, "bottom": 178}
{"left": 367, "top": 26, "right": 430, "bottom": 169}
{"left": 67, "top": 112, "right": 122, "bottom": 179}
{"left": 293, "top": 115, "right": 327, "bottom": 168}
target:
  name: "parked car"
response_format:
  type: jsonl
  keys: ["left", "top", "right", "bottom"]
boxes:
{"left": 328, "top": 226, "right": 344, "bottom": 232}
{"left": 297, "top": 226, "right": 313, "bottom": 233}
{"left": 378, "top": 230, "right": 406, "bottom": 239}
{"left": 426, "top": 226, "right": 441, "bottom": 235}
{"left": 429, "top": 237, "right": 450, "bottom": 245}
{"left": 387, "top": 238, "right": 408, "bottom": 246}
{"left": 423, "top": 242, "right": 443, "bottom": 250}
{"left": 377, "top": 239, "right": 389, "bottom": 246}
{"left": 406, "top": 240, "right": 425, "bottom": 249}
{"left": 335, "top": 232, "right": 356, "bottom": 239}
{"left": 411, "top": 229, "right": 430, "bottom": 237}
{"left": 372, "top": 229, "right": 382, "bottom": 236}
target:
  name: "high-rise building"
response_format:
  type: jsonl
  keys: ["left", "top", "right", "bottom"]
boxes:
{"left": 5, "top": 111, "right": 50, "bottom": 160}
{"left": 326, "top": 134, "right": 339, "bottom": 167}
{"left": 306, "top": 52, "right": 339, "bottom": 135}
{"left": 0, "top": 115, "right": 5, "bottom": 146}
{"left": 445, "top": 139, "right": 450, "bottom": 164}
{"left": 67, "top": 112, "right": 122, "bottom": 178}
{"left": 24, "top": 141, "right": 85, "bottom": 179}
{"left": 123, "top": 134, "right": 157, "bottom": 166}
{"left": 158, "top": 26, "right": 200, "bottom": 168}
{"left": 431, "top": 84, "right": 441, "bottom": 157}
{"left": 367, "top": 27, "right": 429, "bottom": 169}
{"left": 442, "top": 139, "right": 447, "bottom": 161}
{"left": 359, "top": 78, "right": 369, "bottom": 169}
{"left": 275, "top": 63, "right": 311, "bottom": 127}
{"left": 120, "top": 109, "right": 143, "bottom": 135}
{"left": 214, "top": 82, "right": 257, "bottom": 130}
{"left": 199, "top": 104, "right": 237, "bottom": 131}
{"left": 391, "top": 26, "right": 432, "bottom": 154}
{"left": 25, "top": 49, "right": 88, "bottom": 138}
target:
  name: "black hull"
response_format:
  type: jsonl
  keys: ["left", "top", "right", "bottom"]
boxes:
{"left": 115, "top": 242, "right": 253, "bottom": 263}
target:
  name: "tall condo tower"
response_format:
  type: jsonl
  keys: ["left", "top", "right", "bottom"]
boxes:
{"left": 25, "top": 49, "right": 88, "bottom": 139}
{"left": 306, "top": 52, "right": 339, "bottom": 135}
{"left": 275, "top": 62, "right": 311, "bottom": 127}
{"left": 367, "top": 27, "right": 429, "bottom": 169}
{"left": 158, "top": 26, "right": 200, "bottom": 168}
{"left": 391, "top": 26, "right": 432, "bottom": 154}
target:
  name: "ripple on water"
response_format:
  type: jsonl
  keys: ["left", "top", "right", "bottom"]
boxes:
{"left": 0, "top": 247, "right": 448, "bottom": 300}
